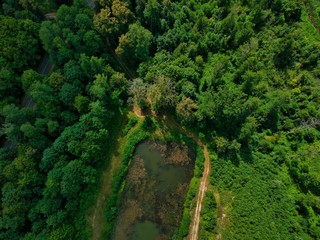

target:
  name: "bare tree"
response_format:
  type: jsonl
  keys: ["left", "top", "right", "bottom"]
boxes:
{"left": 128, "top": 78, "right": 148, "bottom": 108}
{"left": 290, "top": 117, "right": 320, "bottom": 133}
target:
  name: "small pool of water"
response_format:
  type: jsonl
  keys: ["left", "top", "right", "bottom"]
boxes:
{"left": 113, "top": 141, "right": 195, "bottom": 240}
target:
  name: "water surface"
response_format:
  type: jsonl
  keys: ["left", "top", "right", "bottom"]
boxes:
{"left": 113, "top": 141, "right": 195, "bottom": 240}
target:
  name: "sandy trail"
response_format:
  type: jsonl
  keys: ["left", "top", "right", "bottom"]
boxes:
{"left": 189, "top": 145, "right": 210, "bottom": 240}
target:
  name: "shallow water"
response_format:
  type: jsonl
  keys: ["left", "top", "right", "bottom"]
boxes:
{"left": 113, "top": 141, "right": 195, "bottom": 240}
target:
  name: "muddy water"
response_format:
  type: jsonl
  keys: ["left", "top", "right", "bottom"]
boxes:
{"left": 113, "top": 141, "right": 195, "bottom": 240}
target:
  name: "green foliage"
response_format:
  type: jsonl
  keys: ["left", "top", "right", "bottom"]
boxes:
{"left": 40, "top": 4, "right": 102, "bottom": 66}
{"left": 93, "top": 0, "right": 134, "bottom": 37}
{"left": 175, "top": 146, "right": 204, "bottom": 240}
{"left": 21, "top": 70, "right": 43, "bottom": 93}
{"left": 0, "top": 15, "right": 40, "bottom": 104}
{"left": 147, "top": 76, "right": 178, "bottom": 112}
{"left": 121, "top": 114, "right": 138, "bottom": 137}
{"left": 0, "top": 68, "right": 20, "bottom": 105}
{"left": 0, "top": 16, "right": 40, "bottom": 71}
{"left": 176, "top": 97, "right": 198, "bottom": 123}
{"left": 200, "top": 191, "right": 217, "bottom": 239}
{"left": 116, "top": 22, "right": 153, "bottom": 66}
{"left": 2, "top": 0, "right": 320, "bottom": 239}
{"left": 103, "top": 118, "right": 150, "bottom": 238}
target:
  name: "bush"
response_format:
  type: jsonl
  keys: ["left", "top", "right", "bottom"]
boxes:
{"left": 103, "top": 119, "right": 150, "bottom": 238}
{"left": 175, "top": 146, "right": 205, "bottom": 240}
{"left": 121, "top": 114, "right": 138, "bottom": 137}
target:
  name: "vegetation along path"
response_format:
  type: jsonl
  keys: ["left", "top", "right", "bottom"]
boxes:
{"left": 190, "top": 145, "right": 210, "bottom": 240}
{"left": 89, "top": 114, "right": 138, "bottom": 240}
{"left": 133, "top": 109, "right": 212, "bottom": 240}
{"left": 164, "top": 116, "right": 211, "bottom": 240}
{"left": 89, "top": 105, "right": 211, "bottom": 240}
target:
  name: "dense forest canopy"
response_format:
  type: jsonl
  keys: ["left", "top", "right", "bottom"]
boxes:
{"left": 0, "top": 0, "right": 320, "bottom": 239}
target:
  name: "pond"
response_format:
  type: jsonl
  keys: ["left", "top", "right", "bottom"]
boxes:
{"left": 113, "top": 141, "right": 195, "bottom": 240}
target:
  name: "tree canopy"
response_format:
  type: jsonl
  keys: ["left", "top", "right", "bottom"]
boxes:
{"left": 1, "top": 0, "right": 320, "bottom": 239}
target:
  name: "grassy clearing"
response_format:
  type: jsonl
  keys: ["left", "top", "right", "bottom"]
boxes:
{"left": 88, "top": 111, "right": 140, "bottom": 240}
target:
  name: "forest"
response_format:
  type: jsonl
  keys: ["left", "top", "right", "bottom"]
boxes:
{"left": 0, "top": 0, "right": 320, "bottom": 239}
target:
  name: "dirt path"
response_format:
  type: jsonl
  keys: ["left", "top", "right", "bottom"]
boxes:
{"left": 90, "top": 108, "right": 211, "bottom": 240}
{"left": 189, "top": 145, "right": 210, "bottom": 240}
{"left": 89, "top": 158, "right": 120, "bottom": 240}
{"left": 159, "top": 115, "right": 211, "bottom": 240}
{"left": 131, "top": 111, "right": 212, "bottom": 240}
{"left": 133, "top": 105, "right": 145, "bottom": 118}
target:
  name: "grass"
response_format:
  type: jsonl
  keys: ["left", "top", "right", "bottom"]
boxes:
{"left": 71, "top": 108, "right": 128, "bottom": 240}
{"left": 87, "top": 110, "right": 139, "bottom": 240}
{"left": 174, "top": 146, "right": 204, "bottom": 240}
{"left": 102, "top": 116, "right": 150, "bottom": 239}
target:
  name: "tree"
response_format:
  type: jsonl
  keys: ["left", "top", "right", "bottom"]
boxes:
{"left": 239, "top": 116, "right": 259, "bottom": 142}
{"left": 282, "top": 0, "right": 302, "bottom": 22}
{"left": 63, "top": 60, "right": 84, "bottom": 82}
{"left": 1, "top": 104, "right": 27, "bottom": 143}
{"left": 176, "top": 97, "right": 198, "bottom": 122}
{"left": 40, "top": 4, "right": 100, "bottom": 65}
{"left": 21, "top": 69, "right": 43, "bottom": 93}
{"left": 197, "top": 84, "right": 248, "bottom": 135}
{"left": 0, "top": 67, "right": 20, "bottom": 104}
{"left": 110, "top": 72, "right": 128, "bottom": 96}
{"left": 93, "top": 7, "right": 116, "bottom": 35}
{"left": 93, "top": 0, "right": 133, "bottom": 37}
{"left": 17, "top": 0, "right": 58, "bottom": 13}
{"left": 82, "top": 30, "right": 103, "bottom": 56}
{"left": 39, "top": 21, "right": 57, "bottom": 53}
{"left": 0, "top": 16, "right": 40, "bottom": 71}
{"left": 29, "top": 81, "right": 60, "bottom": 119}
{"left": 128, "top": 78, "right": 149, "bottom": 108}
{"left": 59, "top": 83, "right": 81, "bottom": 107}
{"left": 214, "top": 136, "right": 229, "bottom": 154}
{"left": 143, "top": 0, "right": 162, "bottom": 33}
{"left": 60, "top": 160, "right": 96, "bottom": 198}
{"left": 1, "top": 146, "right": 42, "bottom": 239}
{"left": 89, "top": 74, "right": 109, "bottom": 101}
{"left": 116, "top": 22, "right": 153, "bottom": 66}
{"left": 74, "top": 95, "right": 90, "bottom": 114}
{"left": 147, "top": 76, "right": 177, "bottom": 112}
{"left": 44, "top": 72, "right": 66, "bottom": 93}
{"left": 79, "top": 54, "right": 105, "bottom": 80}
